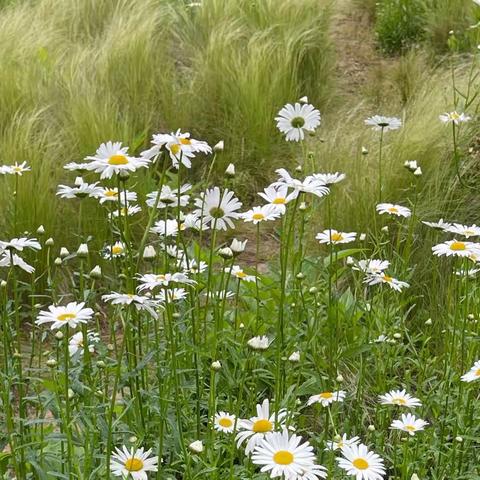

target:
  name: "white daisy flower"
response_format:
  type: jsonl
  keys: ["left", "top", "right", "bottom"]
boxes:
{"left": 85, "top": 141, "right": 150, "bottom": 179}
{"left": 57, "top": 179, "right": 102, "bottom": 199}
{"left": 0, "top": 237, "right": 41, "bottom": 252}
{"left": 36, "top": 302, "right": 94, "bottom": 330}
{"left": 193, "top": 187, "right": 242, "bottom": 231}
{"left": 422, "top": 218, "right": 452, "bottom": 230}
{"left": 337, "top": 443, "right": 386, "bottom": 480}
{"left": 150, "top": 219, "right": 182, "bottom": 237}
{"left": 110, "top": 204, "right": 142, "bottom": 218}
{"left": 0, "top": 252, "right": 35, "bottom": 273}
{"left": 439, "top": 111, "right": 471, "bottom": 124}
{"left": 274, "top": 169, "right": 330, "bottom": 198}
{"left": 353, "top": 259, "right": 390, "bottom": 275}
{"left": 137, "top": 272, "right": 195, "bottom": 292}
{"left": 110, "top": 446, "right": 158, "bottom": 479}
{"left": 64, "top": 162, "right": 91, "bottom": 172}
{"left": 444, "top": 223, "right": 480, "bottom": 238}
{"left": 103, "top": 242, "right": 127, "bottom": 258}
{"left": 1, "top": 161, "right": 31, "bottom": 175}
{"left": 376, "top": 203, "right": 411, "bottom": 218}
{"left": 432, "top": 240, "right": 480, "bottom": 258}
{"left": 247, "top": 336, "right": 270, "bottom": 350}
{"left": 178, "top": 256, "right": 208, "bottom": 274}
{"left": 68, "top": 331, "right": 100, "bottom": 356}
{"left": 156, "top": 288, "right": 188, "bottom": 303}
{"left": 258, "top": 184, "right": 298, "bottom": 214}
{"left": 364, "top": 274, "right": 410, "bottom": 292}
{"left": 230, "top": 238, "right": 248, "bottom": 254}
{"left": 98, "top": 188, "right": 137, "bottom": 204}
{"left": 146, "top": 184, "right": 191, "bottom": 209}
{"left": 461, "top": 360, "right": 480, "bottom": 382}
{"left": 188, "top": 440, "right": 204, "bottom": 453}
{"left": 391, "top": 413, "right": 428, "bottom": 436}
{"left": 102, "top": 292, "right": 161, "bottom": 318}
{"left": 307, "top": 390, "right": 346, "bottom": 407}
{"left": 228, "top": 265, "right": 256, "bottom": 282}
{"left": 214, "top": 412, "right": 237, "bottom": 433}
{"left": 455, "top": 267, "right": 480, "bottom": 277}
{"left": 365, "top": 115, "right": 402, "bottom": 131}
{"left": 379, "top": 389, "right": 422, "bottom": 407}
{"left": 311, "top": 172, "right": 346, "bottom": 186}
{"left": 325, "top": 434, "right": 360, "bottom": 451}
{"left": 252, "top": 429, "right": 327, "bottom": 479}
{"left": 275, "top": 102, "right": 321, "bottom": 141}
{"left": 236, "top": 399, "right": 287, "bottom": 454}
{"left": 242, "top": 204, "right": 282, "bottom": 224}
{"left": 316, "top": 229, "right": 356, "bottom": 245}
{"left": 141, "top": 129, "right": 211, "bottom": 169}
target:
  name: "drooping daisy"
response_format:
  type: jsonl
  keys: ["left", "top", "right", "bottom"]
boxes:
{"left": 150, "top": 219, "right": 182, "bottom": 237}
{"left": 236, "top": 399, "right": 287, "bottom": 454}
{"left": 36, "top": 302, "right": 94, "bottom": 330}
{"left": 337, "top": 443, "right": 386, "bottom": 480}
{"left": 422, "top": 218, "right": 452, "bottom": 230}
{"left": 68, "top": 331, "right": 100, "bottom": 356}
{"left": 85, "top": 141, "right": 150, "bottom": 179}
{"left": 228, "top": 265, "right": 256, "bottom": 282}
{"left": 325, "top": 434, "right": 360, "bottom": 451}
{"left": 258, "top": 184, "right": 298, "bottom": 214}
{"left": 311, "top": 172, "right": 346, "bottom": 186}
{"left": 110, "top": 446, "right": 158, "bottom": 479}
{"left": 364, "top": 274, "right": 410, "bottom": 292}
{"left": 0, "top": 252, "right": 35, "bottom": 273}
{"left": 365, "top": 115, "right": 402, "bottom": 131}
{"left": 275, "top": 102, "right": 321, "bottom": 141}
{"left": 0, "top": 237, "right": 41, "bottom": 252}
{"left": 110, "top": 204, "right": 142, "bottom": 218}
{"left": 444, "top": 223, "right": 480, "bottom": 238}
{"left": 193, "top": 187, "right": 242, "bottom": 231}
{"left": 156, "top": 288, "right": 188, "bottom": 303}
{"left": 390, "top": 413, "right": 428, "bottom": 436}
{"left": 214, "top": 412, "right": 237, "bottom": 433}
{"left": 353, "top": 259, "right": 390, "bottom": 275}
{"left": 103, "top": 242, "right": 127, "bottom": 258}
{"left": 247, "top": 336, "right": 270, "bottom": 350}
{"left": 141, "top": 129, "right": 211, "bottom": 169}
{"left": 316, "top": 229, "right": 357, "bottom": 245}
{"left": 137, "top": 272, "right": 195, "bottom": 292}
{"left": 439, "top": 111, "right": 471, "bottom": 125}
{"left": 146, "top": 184, "right": 191, "bottom": 209}
{"left": 376, "top": 203, "right": 411, "bottom": 218}
{"left": 461, "top": 360, "right": 480, "bottom": 382}
{"left": 379, "top": 389, "right": 422, "bottom": 408}
{"left": 98, "top": 187, "right": 137, "bottom": 205}
{"left": 432, "top": 240, "right": 480, "bottom": 258}
{"left": 102, "top": 292, "right": 161, "bottom": 319}
{"left": 252, "top": 429, "right": 327, "bottom": 479}
{"left": 178, "top": 256, "right": 208, "bottom": 274}
{"left": 242, "top": 204, "right": 282, "bottom": 224}
{"left": 57, "top": 179, "right": 102, "bottom": 199}
{"left": 274, "top": 169, "right": 330, "bottom": 198}
{"left": 307, "top": 390, "right": 346, "bottom": 407}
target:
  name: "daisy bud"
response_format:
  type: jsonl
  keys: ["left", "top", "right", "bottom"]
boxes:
{"left": 218, "top": 247, "right": 233, "bottom": 259}
{"left": 346, "top": 256, "right": 355, "bottom": 266}
{"left": 295, "top": 165, "right": 302, "bottom": 172}
{"left": 361, "top": 146, "right": 369, "bottom": 155}
{"left": 230, "top": 238, "right": 247, "bottom": 254}
{"left": 68, "top": 388, "right": 75, "bottom": 399}
{"left": 291, "top": 302, "right": 296, "bottom": 307}
{"left": 211, "top": 360, "right": 222, "bottom": 371}
{"left": 13, "top": 351, "right": 21, "bottom": 359}
{"left": 0, "top": 280, "right": 6, "bottom": 289}
{"left": 299, "top": 95, "right": 309, "bottom": 104}
{"left": 54, "top": 257, "right": 62, "bottom": 266}
{"left": 298, "top": 202, "right": 307, "bottom": 211}
{"left": 381, "top": 226, "right": 389, "bottom": 233}
{"left": 288, "top": 351, "right": 300, "bottom": 362}
{"left": 334, "top": 434, "right": 342, "bottom": 442}
{"left": 413, "top": 167, "right": 422, "bottom": 176}
{"left": 411, "top": 475, "right": 420, "bottom": 480}
{"left": 359, "top": 233, "right": 367, "bottom": 241}
{"left": 36, "top": 225, "right": 45, "bottom": 235}
{"left": 367, "top": 424, "right": 375, "bottom": 432}
{"left": 118, "top": 170, "right": 130, "bottom": 181}
{"left": 213, "top": 140, "right": 224, "bottom": 151}
{"left": 96, "top": 360, "right": 106, "bottom": 369}
{"left": 336, "top": 374, "right": 344, "bottom": 382}
{"left": 393, "top": 333, "right": 402, "bottom": 339}
{"left": 189, "top": 440, "right": 204, "bottom": 453}
{"left": 467, "top": 313, "right": 475, "bottom": 320}
{"left": 55, "top": 331, "right": 64, "bottom": 340}
{"left": 74, "top": 176, "right": 84, "bottom": 186}
{"left": 129, "top": 436, "right": 138, "bottom": 443}
{"left": 60, "top": 247, "right": 70, "bottom": 258}
{"left": 107, "top": 344, "right": 115, "bottom": 351}
{"left": 89, "top": 265, "right": 102, "bottom": 279}
{"left": 143, "top": 245, "right": 157, "bottom": 261}
{"left": 77, "top": 243, "right": 89, "bottom": 258}
{"left": 46, "top": 359, "right": 57, "bottom": 368}
{"left": 455, "top": 436, "right": 463, "bottom": 443}
{"left": 45, "top": 237, "right": 54, "bottom": 246}
{"left": 296, "top": 272, "right": 305, "bottom": 280}
{"left": 225, "top": 163, "right": 235, "bottom": 177}
{"left": 309, "top": 287, "right": 318, "bottom": 294}
{"left": 239, "top": 323, "right": 245, "bottom": 329}
{"left": 247, "top": 335, "right": 269, "bottom": 350}
{"left": 425, "top": 318, "right": 432, "bottom": 325}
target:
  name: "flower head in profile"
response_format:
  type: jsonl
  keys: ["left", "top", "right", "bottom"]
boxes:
{"left": 247, "top": 335, "right": 270, "bottom": 350}
{"left": 146, "top": 184, "right": 191, "bottom": 209}
{"left": 307, "top": 390, "right": 346, "bottom": 407}
{"left": 150, "top": 219, "right": 182, "bottom": 237}
{"left": 110, "top": 446, "right": 158, "bottom": 479}
{"left": 275, "top": 102, "right": 321, "bottom": 141}
{"left": 0, "top": 238, "right": 41, "bottom": 252}
{"left": 258, "top": 184, "right": 298, "bottom": 214}
{"left": 376, "top": 203, "right": 411, "bottom": 218}
{"left": 236, "top": 399, "right": 287, "bottom": 454}
{"left": 193, "top": 187, "right": 242, "bottom": 231}
{"left": 461, "top": 360, "right": 480, "bottom": 382}
{"left": 365, "top": 115, "right": 402, "bottom": 131}
{"left": 439, "top": 111, "right": 471, "bottom": 125}
{"left": 36, "top": 302, "right": 94, "bottom": 330}
{"left": 390, "top": 413, "right": 428, "bottom": 436}
{"left": 98, "top": 187, "right": 137, "bottom": 205}
{"left": 228, "top": 265, "right": 256, "bottom": 282}
{"left": 214, "top": 412, "right": 237, "bottom": 433}
{"left": 353, "top": 259, "right": 390, "bottom": 275}
{"left": 137, "top": 272, "right": 195, "bottom": 292}
{"left": 311, "top": 172, "right": 346, "bottom": 186}
{"left": 102, "top": 292, "right": 161, "bottom": 318}
{"left": 316, "top": 229, "right": 356, "bottom": 245}
{"left": 69, "top": 331, "right": 100, "bottom": 356}
{"left": 325, "top": 434, "right": 360, "bottom": 451}
{"left": 274, "top": 169, "right": 330, "bottom": 198}
{"left": 1, "top": 161, "right": 31, "bottom": 175}
{"left": 432, "top": 240, "right": 480, "bottom": 258}
{"left": 379, "top": 389, "right": 422, "bottom": 408}
{"left": 84, "top": 141, "right": 150, "bottom": 179}
{"left": 252, "top": 429, "right": 327, "bottom": 479}
{"left": 336, "top": 443, "right": 386, "bottom": 480}
{"left": 110, "top": 204, "right": 142, "bottom": 218}
{"left": 364, "top": 273, "right": 409, "bottom": 292}
{"left": 57, "top": 178, "right": 102, "bottom": 199}
{"left": 422, "top": 218, "right": 452, "bottom": 230}
{"left": 242, "top": 204, "right": 282, "bottom": 224}
{"left": 141, "top": 129, "right": 211, "bottom": 169}
{"left": 444, "top": 223, "right": 480, "bottom": 239}
{"left": 103, "top": 241, "right": 127, "bottom": 258}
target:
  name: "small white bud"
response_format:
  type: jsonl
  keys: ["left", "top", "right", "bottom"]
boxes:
{"left": 36, "top": 225, "right": 45, "bottom": 235}
{"left": 288, "top": 351, "right": 300, "bottom": 362}
{"left": 361, "top": 146, "right": 369, "bottom": 155}
{"left": 68, "top": 388, "right": 75, "bottom": 399}
{"left": 381, "top": 226, "right": 389, "bottom": 233}
{"left": 213, "top": 140, "right": 224, "bottom": 152}
{"left": 0, "top": 280, "right": 7, "bottom": 289}
{"left": 230, "top": 238, "right": 247, "bottom": 254}
{"left": 455, "top": 436, "right": 463, "bottom": 443}
{"left": 393, "top": 333, "right": 402, "bottom": 339}
{"left": 309, "top": 287, "right": 318, "bottom": 294}
{"left": 218, "top": 247, "right": 233, "bottom": 259}
{"left": 189, "top": 440, "right": 204, "bottom": 453}
{"left": 129, "top": 436, "right": 138, "bottom": 443}
{"left": 346, "top": 256, "right": 354, "bottom": 266}
{"left": 413, "top": 167, "right": 422, "bottom": 176}
{"left": 367, "top": 424, "right": 375, "bottom": 432}
{"left": 299, "top": 96, "right": 309, "bottom": 104}
{"left": 60, "top": 247, "right": 70, "bottom": 258}
{"left": 211, "top": 360, "right": 222, "bottom": 371}
{"left": 143, "top": 245, "right": 157, "bottom": 260}
{"left": 74, "top": 176, "right": 84, "bottom": 186}
{"left": 46, "top": 359, "right": 57, "bottom": 368}
{"left": 298, "top": 202, "right": 307, "bottom": 211}
{"left": 295, "top": 165, "right": 302, "bottom": 172}
{"left": 425, "top": 318, "right": 432, "bottom": 325}
{"left": 336, "top": 374, "right": 344, "bottom": 382}
{"left": 89, "top": 265, "right": 102, "bottom": 279}
{"left": 55, "top": 331, "right": 64, "bottom": 340}
{"left": 467, "top": 313, "right": 475, "bottom": 320}
{"left": 45, "top": 237, "right": 54, "bottom": 246}
{"left": 54, "top": 257, "right": 62, "bottom": 266}
{"left": 411, "top": 475, "right": 420, "bottom": 480}
{"left": 225, "top": 163, "right": 235, "bottom": 177}
{"left": 296, "top": 272, "right": 305, "bottom": 280}
{"left": 77, "top": 243, "right": 89, "bottom": 258}
{"left": 359, "top": 233, "right": 367, "bottom": 241}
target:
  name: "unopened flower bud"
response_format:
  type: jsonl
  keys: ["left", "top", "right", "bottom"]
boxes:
{"left": 77, "top": 243, "right": 88, "bottom": 258}
{"left": 309, "top": 287, "right": 318, "bottom": 294}
{"left": 60, "top": 247, "right": 70, "bottom": 258}
{"left": 336, "top": 374, "right": 344, "bottom": 383}
{"left": 296, "top": 272, "right": 305, "bottom": 280}
{"left": 298, "top": 202, "right": 307, "bottom": 211}
{"left": 54, "top": 257, "right": 62, "bottom": 266}
{"left": 96, "top": 360, "right": 106, "bottom": 369}
{"left": 295, "top": 165, "right": 302, "bottom": 172}
{"left": 367, "top": 424, "right": 375, "bottom": 432}
{"left": 413, "top": 167, "right": 422, "bottom": 176}
{"left": 0, "top": 280, "right": 6, "bottom": 289}
{"left": 189, "top": 440, "right": 204, "bottom": 453}
{"left": 455, "top": 436, "right": 463, "bottom": 443}
{"left": 89, "top": 265, "right": 102, "bottom": 279}
{"left": 129, "top": 436, "right": 138, "bottom": 443}
{"left": 381, "top": 226, "right": 389, "bottom": 233}
{"left": 68, "top": 388, "right": 74, "bottom": 399}
{"left": 425, "top": 318, "right": 432, "bottom": 325}
{"left": 225, "top": 163, "right": 235, "bottom": 177}
{"left": 118, "top": 170, "right": 130, "bottom": 181}
{"left": 37, "top": 225, "right": 45, "bottom": 235}
{"left": 55, "top": 331, "right": 64, "bottom": 340}
{"left": 288, "top": 351, "right": 300, "bottom": 362}
{"left": 361, "top": 146, "right": 369, "bottom": 155}
{"left": 45, "top": 237, "right": 54, "bottom": 246}
{"left": 393, "top": 333, "right": 402, "bottom": 339}
{"left": 46, "top": 359, "right": 57, "bottom": 368}
{"left": 143, "top": 245, "right": 156, "bottom": 261}
{"left": 299, "top": 96, "right": 309, "bottom": 104}
{"left": 218, "top": 247, "right": 233, "bottom": 259}
{"left": 359, "top": 233, "right": 366, "bottom": 241}
{"left": 211, "top": 360, "right": 222, "bottom": 371}
{"left": 213, "top": 140, "right": 224, "bottom": 152}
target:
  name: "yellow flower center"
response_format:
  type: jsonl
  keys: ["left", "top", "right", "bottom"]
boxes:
{"left": 388, "top": 207, "right": 398, "bottom": 213}
{"left": 272, "top": 197, "right": 286, "bottom": 205}
{"left": 219, "top": 417, "right": 233, "bottom": 428}
{"left": 331, "top": 232, "right": 344, "bottom": 242}
{"left": 382, "top": 275, "right": 393, "bottom": 283}
{"left": 125, "top": 457, "right": 144, "bottom": 472}
{"left": 236, "top": 271, "right": 247, "bottom": 279}
{"left": 252, "top": 213, "right": 265, "bottom": 221}
{"left": 105, "top": 189, "right": 118, "bottom": 197}
{"left": 451, "top": 112, "right": 460, "bottom": 120}
{"left": 156, "top": 274, "right": 166, "bottom": 281}
{"left": 57, "top": 313, "right": 76, "bottom": 322}
{"left": 273, "top": 450, "right": 294, "bottom": 465}
{"left": 108, "top": 154, "right": 128, "bottom": 165}
{"left": 475, "top": 369, "right": 480, "bottom": 377}
{"left": 405, "top": 425, "right": 416, "bottom": 432}
{"left": 450, "top": 241, "right": 466, "bottom": 251}
{"left": 252, "top": 419, "right": 272, "bottom": 433}
{"left": 393, "top": 398, "right": 406, "bottom": 405}
{"left": 353, "top": 458, "right": 369, "bottom": 470}
{"left": 112, "top": 245, "right": 123, "bottom": 255}
{"left": 180, "top": 138, "right": 191, "bottom": 145}
{"left": 319, "top": 392, "right": 333, "bottom": 399}
{"left": 13, "top": 166, "right": 22, "bottom": 172}
{"left": 170, "top": 144, "right": 181, "bottom": 155}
